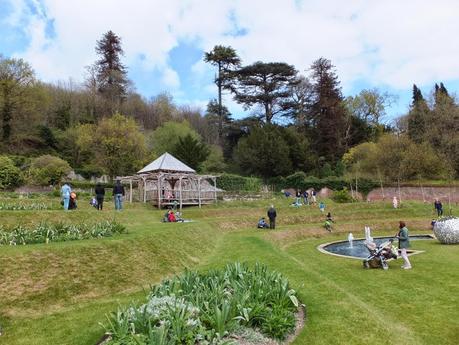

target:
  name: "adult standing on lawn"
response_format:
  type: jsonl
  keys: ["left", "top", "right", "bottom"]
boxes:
{"left": 267, "top": 204, "right": 277, "bottom": 229}
{"left": 434, "top": 198, "right": 443, "bottom": 217}
{"left": 113, "top": 180, "right": 125, "bottom": 211}
{"left": 60, "top": 182, "right": 71, "bottom": 211}
{"left": 396, "top": 221, "right": 412, "bottom": 270}
{"left": 95, "top": 183, "right": 105, "bottom": 211}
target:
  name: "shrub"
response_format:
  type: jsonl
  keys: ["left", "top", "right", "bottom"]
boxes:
{"left": 331, "top": 188, "right": 355, "bottom": 203}
{"left": 28, "top": 155, "right": 71, "bottom": 186}
{"left": 0, "top": 156, "right": 23, "bottom": 189}
{"left": 217, "top": 174, "right": 262, "bottom": 192}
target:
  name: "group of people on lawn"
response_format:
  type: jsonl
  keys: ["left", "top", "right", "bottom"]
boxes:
{"left": 60, "top": 180, "right": 125, "bottom": 211}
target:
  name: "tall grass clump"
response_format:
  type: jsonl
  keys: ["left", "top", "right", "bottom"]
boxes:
{"left": 0, "top": 221, "right": 126, "bottom": 245}
{"left": 103, "top": 262, "right": 300, "bottom": 344}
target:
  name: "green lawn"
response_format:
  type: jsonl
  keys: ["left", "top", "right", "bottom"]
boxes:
{"left": 0, "top": 196, "right": 458, "bottom": 344}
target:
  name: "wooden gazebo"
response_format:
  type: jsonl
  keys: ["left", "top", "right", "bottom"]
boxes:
{"left": 119, "top": 153, "right": 218, "bottom": 209}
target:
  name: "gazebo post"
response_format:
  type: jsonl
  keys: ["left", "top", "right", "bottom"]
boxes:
{"left": 198, "top": 177, "right": 202, "bottom": 208}
{"left": 143, "top": 177, "right": 147, "bottom": 203}
{"left": 158, "top": 174, "right": 162, "bottom": 209}
{"left": 179, "top": 177, "right": 183, "bottom": 211}
{"left": 213, "top": 177, "right": 217, "bottom": 204}
{"left": 129, "top": 179, "right": 133, "bottom": 203}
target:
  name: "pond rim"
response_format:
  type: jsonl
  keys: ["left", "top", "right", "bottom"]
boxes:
{"left": 317, "top": 234, "right": 435, "bottom": 260}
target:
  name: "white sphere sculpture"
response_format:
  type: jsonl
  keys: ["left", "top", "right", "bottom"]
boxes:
{"left": 433, "top": 217, "right": 459, "bottom": 244}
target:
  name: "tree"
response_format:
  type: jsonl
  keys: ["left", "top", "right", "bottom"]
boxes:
{"left": 172, "top": 134, "right": 210, "bottom": 171}
{"left": 345, "top": 88, "right": 395, "bottom": 125}
{"left": 204, "top": 45, "right": 241, "bottom": 141}
{"left": 407, "top": 84, "right": 430, "bottom": 143}
{"left": 288, "top": 75, "right": 314, "bottom": 129}
{"left": 309, "top": 58, "right": 347, "bottom": 163}
{"left": 94, "top": 114, "right": 146, "bottom": 177}
{"left": 233, "top": 125, "right": 293, "bottom": 178}
{"left": 94, "top": 31, "right": 129, "bottom": 113}
{"left": 204, "top": 99, "right": 231, "bottom": 144}
{"left": 0, "top": 56, "right": 35, "bottom": 141}
{"left": 230, "top": 62, "right": 298, "bottom": 123}
{"left": 0, "top": 155, "right": 22, "bottom": 189}
{"left": 149, "top": 120, "right": 200, "bottom": 156}
{"left": 28, "top": 155, "right": 71, "bottom": 186}
{"left": 201, "top": 145, "right": 227, "bottom": 173}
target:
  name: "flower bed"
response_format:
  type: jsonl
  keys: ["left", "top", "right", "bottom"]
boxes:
{"left": 102, "top": 263, "right": 301, "bottom": 344}
{"left": 0, "top": 221, "right": 126, "bottom": 245}
{"left": 0, "top": 201, "right": 52, "bottom": 210}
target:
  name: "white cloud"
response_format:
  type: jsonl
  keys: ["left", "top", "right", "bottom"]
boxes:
{"left": 5, "top": 0, "right": 459, "bottom": 105}
{"left": 161, "top": 67, "right": 180, "bottom": 89}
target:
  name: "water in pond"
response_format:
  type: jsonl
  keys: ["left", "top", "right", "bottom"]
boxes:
{"left": 322, "top": 235, "right": 433, "bottom": 259}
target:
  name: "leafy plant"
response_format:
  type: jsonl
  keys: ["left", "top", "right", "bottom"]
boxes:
{"left": 104, "top": 263, "right": 299, "bottom": 344}
{"left": 332, "top": 188, "right": 355, "bottom": 203}
{"left": 0, "top": 221, "right": 126, "bottom": 245}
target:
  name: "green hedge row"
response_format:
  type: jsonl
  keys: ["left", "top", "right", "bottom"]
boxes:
{"left": 217, "top": 172, "right": 378, "bottom": 196}
{"left": 267, "top": 172, "right": 379, "bottom": 196}
{"left": 217, "top": 174, "right": 262, "bottom": 192}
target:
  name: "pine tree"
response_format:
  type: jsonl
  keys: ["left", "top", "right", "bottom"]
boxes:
{"left": 230, "top": 62, "right": 298, "bottom": 123}
{"left": 309, "top": 58, "right": 347, "bottom": 163}
{"left": 94, "top": 31, "right": 129, "bottom": 114}
{"left": 407, "top": 84, "right": 429, "bottom": 143}
{"left": 204, "top": 46, "right": 241, "bottom": 142}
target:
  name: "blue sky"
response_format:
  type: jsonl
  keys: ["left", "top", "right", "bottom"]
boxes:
{"left": 2, "top": 0, "right": 459, "bottom": 123}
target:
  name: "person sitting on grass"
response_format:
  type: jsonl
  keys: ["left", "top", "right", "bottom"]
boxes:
{"left": 167, "top": 210, "right": 176, "bottom": 222}
{"left": 257, "top": 217, "right": 269, "bottom": 229}
{"left": 324, "top": 212, "right": 334, "bottom": 232}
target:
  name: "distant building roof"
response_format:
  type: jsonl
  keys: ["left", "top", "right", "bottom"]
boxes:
{"left": 137, "top": 152, "right": 196, "bottom": 174}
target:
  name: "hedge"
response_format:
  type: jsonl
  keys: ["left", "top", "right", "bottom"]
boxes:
{"left": 216, "top": 174, "right": 262, "bottom": 192}
{"left": 266, "top": 172, "right": 379, "bottom": 197}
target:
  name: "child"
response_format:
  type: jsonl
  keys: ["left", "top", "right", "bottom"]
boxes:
{"left": 324, "top": 212, "right": 334, "bottom": 232}
{"left": 257, "top": 217, "right": 269, "bottom": 229}
{"left": 319, "top": 201, "right": 325, "bottom": 213}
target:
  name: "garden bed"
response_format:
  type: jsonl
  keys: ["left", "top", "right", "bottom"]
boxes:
{"left": 100, "top": 263, "right": 304, "bottom": 345}
{"left": 0, "top": 220, "right": 126, "bottom": 245}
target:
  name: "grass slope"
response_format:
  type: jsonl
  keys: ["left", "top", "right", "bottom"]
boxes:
{"left": 0, "top": 196, "right": 458, "bottom": 344}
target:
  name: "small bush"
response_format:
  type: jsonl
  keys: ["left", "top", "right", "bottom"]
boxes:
{"left": 332, "top": 188, "right": 355, "bottom": 203}
{"left": 0, "top": 156, "right": 23, "bottom": 190}
{"left": 28, "top": 155, "right": 72, "bottom": 186}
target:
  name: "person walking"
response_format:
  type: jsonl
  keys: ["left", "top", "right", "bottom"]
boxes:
{"left": 392, "top": 196, "right": 398, "bottom": 209}
{"left": 95, "top": 183, "right": 105, "bottom": 211}
{"left": 113, "top": 180, "right": 125, "bottom": 211}
{"left": 303, "top": 190, "right": 309, "bottom": 205}
{"left": 434, "top": 199, "right": 443, "bottom": 217}
{"left": 60, "top": 182, "right": 72, "bottom": 211}
{"left": 311, "top": 189, "right": 317, "bottom": 204}
{"left": 396, "top": 221, "right": 412, "bottom": 270}
{"left": 267, "top": 205, "right": 277, "bottom": 229}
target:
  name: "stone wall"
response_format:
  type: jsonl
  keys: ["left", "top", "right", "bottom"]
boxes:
{"left": 367, "top": 186, "right": 459, "bottom": 203}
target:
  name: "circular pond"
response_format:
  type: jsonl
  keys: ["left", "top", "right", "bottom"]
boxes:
{"left": 318, "top": 235, "right": 434, "bottom": 259}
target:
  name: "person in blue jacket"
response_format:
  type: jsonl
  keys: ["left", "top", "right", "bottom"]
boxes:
{"left": 60, "top": 182, "right": 72, "bottom": 211}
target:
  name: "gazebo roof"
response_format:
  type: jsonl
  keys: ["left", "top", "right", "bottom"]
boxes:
{"left": 138, "top": 152, "right": 196, "bottom": 174}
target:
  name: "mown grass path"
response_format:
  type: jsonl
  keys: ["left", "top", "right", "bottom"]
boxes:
{"left": 0, "top": 197, "right": 458, "bottom": 344}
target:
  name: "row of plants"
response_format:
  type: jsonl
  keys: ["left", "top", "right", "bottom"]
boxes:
{"left": 0, "top": 221, "right": 126, "bottom": 245}
{"left": 0, "top": 201, "right": 52, "bottom": 211}
{"left": 104, "top": 262, "right": 300, "bottom": 345}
